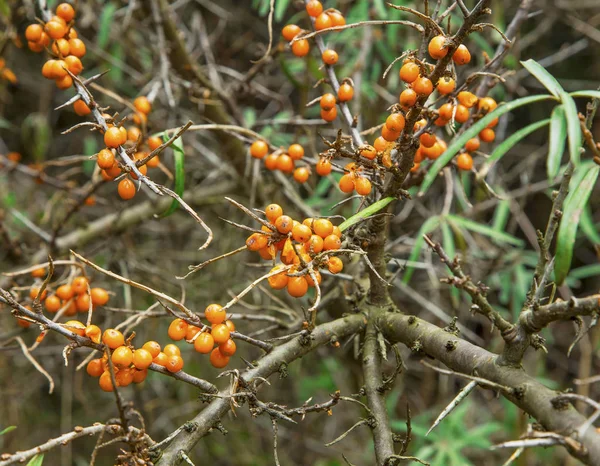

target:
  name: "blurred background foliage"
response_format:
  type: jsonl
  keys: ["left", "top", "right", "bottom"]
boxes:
{"left": 1, "top": 0, "right": 600, "bottom": 465}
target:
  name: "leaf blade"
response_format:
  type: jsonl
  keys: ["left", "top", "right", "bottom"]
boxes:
{"left": 338, "top": 197, "right": 395, "bottom": 231}
{"left": 402, "top": 216, "right": 441, "bottom": 283}
{"left": 160, "top": 134, "right": 185, "bottom": 217}
{"left": 547, "top": 105, "right": 567, "bottom": 180}
{"left": 446, "top": 214, "right": 524, "bottom": 247}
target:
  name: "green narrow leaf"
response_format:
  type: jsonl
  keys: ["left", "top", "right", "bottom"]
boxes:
{"left": 555, "top": 165, "right": 600, "bottom": 284}
{"left": 26, "top": 454, "right": 44, "bottom": 466}
{"left": 446, "top": 214, "right": 524, "bottom": 247}
{"left": 570, "top": 90, "right": 600, "bottom": 100}
{"left": 580, "top": 206, "right": 600, "bottom": 244}
{"left": 483, "top": 118, "right": 549, "bottom": 170}
{"left": 97, "top": 3, "right": 118, "bottom": 49}
{"left": 492, "top": 199, "right": 510, "bottom": 232}
{"left": 441, "top": 221, "right": 460, "bottom": 305}
{"left": 570, "top": 264, "right": 600, "bottom": 280}
{"left": 160, "top": 135, "right": 185, "bottom": 217}
{"left": 338, "top": 197, "right": 395, "bottom": 231}
{"left": 562, "top": 93, "right": 582, "bottom": 166}
{"left": 547, "top": 105, "right": 567, "bottom": 180}
{"left": 520, "top": 59, "right": 563, "bottom": 98}
{"left": 0, "top": 426, "right": 16, "bottom": 436}
{"left": 419, "top": 94, "right": 555, "bottom": 195}
{"left": 402, "top": 216, "right": 441, "bottom": 284}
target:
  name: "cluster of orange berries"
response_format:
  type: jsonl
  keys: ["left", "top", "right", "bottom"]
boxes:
{"left": 245, "top": 204, "right": 344, "bottom": 298}
{"left": 0, "top": 58, "right": 17, "bottom": 85}
{"left": 338, "top": 162, "right": 372, "bottom": 195}
{"left": 86, "top": 328, "right": 157, "bottom": 391}
{"left": 250, "top": 141, "right": 312, "bottom": 184}
{"left": 167, "top": 305, "right": 236, "bottom": 369}
{"left": 282, "top": 1, "right": 346, "bottom": 58}
{"left": 26, "top": 3, "right": 86, "bottom": 90}
{"left": 317, "top": 81, "right": 354, "bottom": 122}
{"left": 94, "top": 96, "right": 160, "bottom": 200}
{"left": 20, "top": 273, "right": 110, "bottom": 328}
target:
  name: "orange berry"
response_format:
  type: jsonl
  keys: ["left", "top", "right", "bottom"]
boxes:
{"left": 97, "top": 149, "right": 115, "bottom": 169}
{"left": 478, "top": 97, "right": 497, "bottom": 113}
{"left": 337, "top": 83, "right": 354, "bottom": 102}
{"left": 320, "top": 107, "right": 338, "bottom": 122}
{"left": 102, "top": 329, "right": 125, "bottom": 349}
{"left": 75, "top": 292, "right": 90, "bottom": 312}
{"left": 133, "top": 96, "right": 151, "bottom": 114}
{"left": 205, "top": 304, "right": 226, "bottom": 325}
{"left": 313, "top": 218, "right": 333, "bottom": 238}
{"left": 85, "top": 324, "right": 101, "bottom": 343}
{"left": 153, "top": 352, "right": 168, "bottom": 366}
{"left": 438, "top": 103, "right": 454, "bottom": 120}
{"left": 452, "top": 44, "right": 471, "bottom": 65}
{"left": 355, "top": 177, "right": 372, "bottom": 196}
{"left": 246, "top": 233, "right": 269, "bottom": 251}
{"left": 210, "top": 347, "right": 230, "bottom": 368}
{"left": 25, "top": 24, "right": 43, "bottom": 42}
{"left": 360, "top": 146, "right": 377, "bottom": 160}
{"left": 132, "top": 348, "right": 153, "bottom": 370}
{"left": 399, "top": 89, "right": 417, "bottom": 108}
{"left": 268, "top": 267, "right": 290, "bottom": 290}
{"left": 457, "top": 91, "right": 478, "bottom": 108}
{"left": 116, "top": 368, "right": 135, "bottom": 387}
{"left": 386, "top": 113, "right": 406, "bottom": 133}
{"left": 30, "top": 287, "right": 47, "bottom": 301}
{"left": 186, "top": 325, "right": 201, "bottom": 341}
{"left": 275, "top": 215, "right": 294, "bottom": 234}
{"left": 381, "top": 125, "right": 400, "bottom": 142}
{"left": 437, "top": 77, "right": 455, "bottom": 95}
{"left": 322, "top": 49, "right": 338, "bottom": 65}
{"left": 264, "top": 153, "right": 279, "bottom": 170}
{"left": 304, "top": 234, "right": 324, "bottom": 253}
{"left": 72, "top": 277, "right": 88, "bottom": 295}
{"left": 456, "top": 152, "right": 473, "bottom": 170}
{"left": 165, "top": 354, "right": 184, "bottom": 373}
{"left": 291, "top": 39, "right": 310, "bottom": 57}
{"left": 265, "top": 204, "right": 283, "bottom": 223}
{"left": 419, "top": 133, "right": 436, "bottom": 148}
{"left": 28, "top": 41, "right": 45, "bottom": 52}
{"left": 45, "top": 21, "right": 67, "bottom": 40}
{"left": 306, "top": 270, "right": 322, "bottom": 287}
{"left": 194, "top": 332, "right": 215, "bottom": 354}
{"left": 55, "top": 74, "right": 73, "bottom": 90}
{"left": 45, "top": 295, "right": 61, "bottom": 313}
{"left": 479, "top": 128, "right": 495, "bottom": 143}
{"left": 31, "top": 267, "right": 46, "bottom": 278}
{"left": 127, "top": 126, "right": 141, "bottom": 142}
{"left": 455, "top": 104, "right": 470, "bottom": 123}
{"left": 292, "top": 224, "right": 312, "bottom": 243}
{"left": 53, "top": 38, "right": 71, "bottom": 57}
{"left": 314, "top": 12, "right": 332, "bottom": 30}
{"left": 99, "top": 371, "right": 114, "bottom": 391}
{"left": 422, "top": 141, "right": 444, "bottom": 160}
{"left": 428, "top": 35, "right": 448, "bottom": 59}
{"left": 168, "top": 318, "right": 188, "bottom": 341}
{"left": 41, "top": 60, "right": 56, "bottom": 79}
{"left": 410, "top": 162, "right": 420, "bottom": 172}
{"left": 287, "top": 276, "right": 308, "bottom": 297}
{"left": 293, "top": 167, "right": 310, "bottom": 183}
{"left": 338, "top": 173, "right": 355, "bottom": 193}
{"left": 323, "top": 234, "right": 342, "bottom": 250}
{"left": 73, "top": 99, "right": 91, "bottom": 116}
{"left": 306, "top": 0, "right": 323, "bottom": 17}
{"left": 112, "top": 346, "right": 133, "bottom": 368}
{"left": 328, "top": 11, "right": 346, "bottom": 27}
{"left": 282, "top": 24, "right": 301, "bottom": 41}
{"left": 104, "top": 127, "right": 124, "bottom": 148}
{"left": 250, "top": 140, "right": 269, "bottom": 159}
{"left": 56, "top": 3, "right": 75, "bottom": 22}
{"left": 276, "top": 154, "right": 294, "bottom": 173}
{"left": 147, "top": 136, "right": 162, "bottom": 151}
{"left": 118, "top": 179, "right": 136, "bottom": 201}
{"left": 399, "top": 62, "right": 419, "bottom": 83}
{"left": 320, "top": 93, "right": 336, "bottom": 111}
{"left": 142, "top": 341, "right": 161, "bottom": 359}
{"left": 465, "top": 138, "right": 480, "bottom": 152}
{"left": 327, "top": 256, "right": 343, "bottom": 274}
{"left": 55, "top": 284, "right": 73, "bottom": 301}
{"left": 163, "top": 344, "right": 181, "bottom": 357}
{"left": 211, "top": 324, "right": 231, "bottom": 344}
{"left": 219, "top": 339, "right": 237, "bottom": 357}
{"left": 87, "top": 359, "right": 104, "bottom": 377}
{"left": 332, "top": 226, "right": 342, "bottom": 238}
{"left": 413, "top": 77, "right": 433, "bottom": 96}
{"left": 316, "top": 158, "right": 332, "bottom": 175}
{"left": 225, "top": 320, "right": 235, "bottom": 332}
{"left": 288, "top": 144, "right": 304, "bottom": 160}
{"left": 133, "top": 369, "right": 148, "bottom": 384}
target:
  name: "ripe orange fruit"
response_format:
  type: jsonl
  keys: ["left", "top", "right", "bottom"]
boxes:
{"left": 455, "top": 104, "right": 470, "bottom": 123}
{"left": 304, "top": 235, "right": 324, "bottom": 254}
{"left": 72, "top": 277, "right": 89, "bottom": 295}
{"left": 250, "top": 140, "right": 269, "bottom": 159}
{"left": 210, "top": 347, "right": 230, "bottom": 368}
{"left": 219, "top": 339, "right": 237, "bottom": 357}
{"left": 168, "top": 318, "right": 188, "bottom": 341}
{"left": 45, "top": 21, "right": 67, "bottom": 40}
{"left": 438, "top": 103, "right": 454, "bottom": 120}
{"left": 133, "top": 96, "right": 152, "bottom": 114}
{"left": 399, "top": 89, "right": 417, "bottom": 107}
{"left": 148, "top": 136, "right": 162, "bottom": 151}
{"left": 87, "top": 359, "right": 104, "bottom": 377}
{"left": 163, "top": 344, "right": 181, "bottom": 357}
{"left": 97, "top": 149, "right": 115, "bottom": 169}
{"left": 355, "top": 177, "right": 372, "bottom": 196}
{"left": 287, "top": 276, "right": 308, "bottom": 297}
{"left": 99, "top": 371, "right": 114, "bottom": 391}
{"left": 381, "top": 125, "right": 400, "bottom": 142}
{"left": 194, "top": 332, "right": 215, "bottom": 354}
{"left": 322, "top": 49, "right": 338, "bottom": 65}
{"left": 153, "top": 352, "right": 168, "bottom": 366}
{"left": 288, "top": 144, "right": 304, "bottom": 160}
{"left": 338, "top": 174, "right": 355, "bottom": 193}
{"left": 102, "top": 329, "right": 125, "bottom": 349}
{"left": 465, "top": 138, "right": 480, "bottom": 152}
{"left": 112, "top": 346, "right": 133, "bottom": 368}
{"left": 428, "top": 35, "right": 448, "bottom": 59}
{"left": 479, "top": 128, "right": 495, "bottom": 142}
{"left": 457, "top": 91, "right": 478, "bottom": 108}
{"left": 320, "top": 107, "right": 337, "bottom": 122}
{"left": 225, "top": 320, "right": 235, "bottom": 332}
{"left": 165, "top": 354, "right": 184, "bottom": 373}
{"left": 276, "top": 154, "right": 294, "bottom": 173}
{"left": 275, "top": 215, "right": 294, "bottom": 234}
{"left": 142, "top": 341, "right": 161, "bottom": 358}
{"left": 45, "top": 295, "right": 61, "bottom": 313}
{"left": 31, "top": 267, "right": 45, "bottom": 278}
{"left": 56, "top": 284, "right": 73, "bottom": 301}
{"left": 55, "top": 74, "right": 73, "bottom": 90}
{"left": 399, "top": 62, "right": 419, "bottom": 83}
{"left": 328, "top": 11, "right": 346, "bottom": 27}
{"left": 85, "top": 324, "right": 101, "bottom": 343}
{"left": 133, "top": 369, "right": 148, "bottom": 384}
{"left": 452, "top": 44, "right": 471, "bottom": 65}
{"left": 413, "top": 77, "right": 433, "bottom": 96}
{"left": 56, "top": 3, "right": 75, "bottom": 22}
{"left": 268, "top": 267, "right": 289, "bottom": 290}
{"left": 132, "top": 348, "right": 153, "bottom": 370}
{"left": 118, "top": 179, "right": 136, "bottom": 200}
{"left": 211, "top": 324, "right": 231, "bottom": 344}
{"left": 264, "top": 153, "right": 279, "bottom": 170}
{"left": 73, "top": 99, "right": 91, "bottom": 116}
{"left": 104, "top": 127, "right": 125, "bottom": 148}
{"left": 294, "top": 167, "right": 310, "bottom": 183}
{"left": 265, "top": 204, "right": 283, "bottom": 223}
{"left": 25, "top": 24, "right": 43, "bottom": 42}
{"left": 385, "top": 113, "right": 406, "bottom": 133}
{"left": 456, "top": 152, "right": 473, "bottom": 170}
{"left": 314, "top": 12, "right": 332, "bottom": 30}
{"left": 313, "top": 218, "right": 334, "bottom": 238}
{"left": 338, "top": 83, "right": 354, "bottom": 102}
{"left": 205, "top": 304, "right": 226, "bottom": 325}
{"left": 327, "top": 257, "right": 343, "bottom": 274}
{"left": 316, "top": 158, "right": 332, "bottom": 175}
{"left": 419, "top": 133, "right": 437, "bottom": 148}
{"left": 291, "top": 39, "right": 310, "bottom": 57}
{"left": 478, "top": 97, "right": 497, "bottom": 113}
{"left": 306, "top": 0, "right": 323, "bottom": 17}
{"left": 292, "top": 224, "right": 312, "bottom": 243}
{"left": 246, "top": 233, "right": 268, "bottom": 251}
{"left": 320, "top": 93, "right": 336, "bottom": 111}
{"left": 282, "top": 24, "right": 301, "bottom": 41}
{"left": 323, "top": 234, "right": 342, "bottom": 250}
{"left": 186, "top": 325, "right": 201, "bottom": 341}
{"left": 437, "top": 77, "right": 455, "bottom": 95}
{"left": 30, "top": 286, "right": 47, "bottom": 301}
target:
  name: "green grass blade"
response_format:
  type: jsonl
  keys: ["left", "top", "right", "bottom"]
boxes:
{"left": 547, "top": 105, "right": 567, "bottom": 180}
{"left": 402, "top": 216, "right": 441, "bottom": 283}
{"left": 570, "top": 90, "right": 600, "bottom": 100}
{"left": 419, "top": 94, "right": 554, "bottom": 195}
{"left": 159, "top": 134, "right": 185, "bottom": 217}
{"left": 338, "top": 197, "right": 395, "bottom": 231}
{"left": 580, "top": 206, "right": 600, "bottom": 244}
{"left": 555, "top": 165, "right": 600, "bottom": 284}
{"left": 520, "top": 59, "right": 563, "bottom": 98}
{"left": 446, "top": 214, "right": 524, "bottom": 247}
{"left": 26, "top": 454, "right": 44, "bottom": 466}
